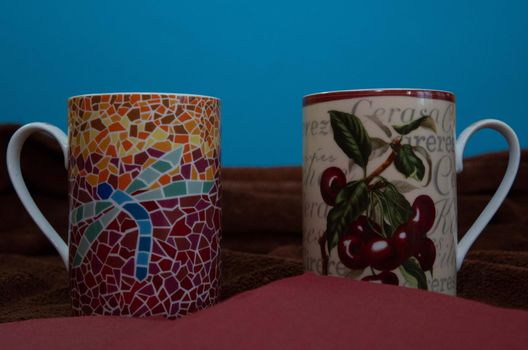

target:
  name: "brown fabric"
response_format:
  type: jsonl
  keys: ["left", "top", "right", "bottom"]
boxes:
{"left": 0, "top": 124, "right": 527, "bottom": 323}
{"left": 0, "top": 251, "right": 305, "bottom": 323}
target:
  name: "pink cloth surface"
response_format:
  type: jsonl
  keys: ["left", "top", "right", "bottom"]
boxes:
{"left": 1, "top": 273, "right": 527, "bottom": 350}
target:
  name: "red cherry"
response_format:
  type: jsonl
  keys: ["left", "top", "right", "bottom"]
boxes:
{"left": 345, "top": 215, "right": 381, "bottom": 241}
{"left": 337, "top": 234, "right": 369, "bottom": 270}
{"left": 320, "top": 167, "right": 346, "bottom": 206}
{"left": 361, "top": 271, "right": 399, "bottom": 286}
{"left": 380, "top": 271, "right": 399, "bottom": 285}
{"left": 365, "top": 238, "right": 399, "bottom": 271}
{"left": 409, "top": 195, "right": 436, "bottom": 236}
{"left": 415, "top": 238, "right": 436, "bottom": 271}
{"left": 391, "top": 223, "right": 418, "bottom": 264}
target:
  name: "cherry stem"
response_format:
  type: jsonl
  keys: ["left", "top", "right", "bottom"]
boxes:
{"left": 318, "top": 232, "right": 329, "bottom": 276}
{"left": 364, "top": 138, "right": 401, "bottom": 185}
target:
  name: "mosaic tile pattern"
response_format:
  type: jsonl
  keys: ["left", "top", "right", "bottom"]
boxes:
{"left": 67, "top": 94, "right": 221, "bottom": 317}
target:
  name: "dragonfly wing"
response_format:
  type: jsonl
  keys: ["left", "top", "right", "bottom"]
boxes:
{"left": 72, "top": 206, "right": 120, "bottom": 268}
{"left": 134, "top": 180, "right": 215, "bottom": 201}
{"left": 125, "top": 146, "right": 183, "bottom": 194}
{"left": 71, "top": 201, "right": 113, "bottom": 225}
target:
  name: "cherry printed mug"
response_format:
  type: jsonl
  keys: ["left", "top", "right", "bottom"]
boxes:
{"left": 7, "top": 93, "right": 221, "bottom": 317}
{"left": 302, "top": 89, "right": 520, "bottom": 295}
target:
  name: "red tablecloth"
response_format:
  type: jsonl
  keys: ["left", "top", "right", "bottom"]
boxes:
{"left": 1, "top": 273, "right": 526, "bottom": 350}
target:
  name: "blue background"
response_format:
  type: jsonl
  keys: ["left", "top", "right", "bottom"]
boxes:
{"left": 0, "top": 0, "right": 526, "bottom": 166}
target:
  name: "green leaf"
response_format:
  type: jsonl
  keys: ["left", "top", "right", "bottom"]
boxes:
{"left": 367, "top": 191, "right": 385, "bottom": 237}
{"left": 383, "top": 183, "right": 413, "bottom": 228}
{"left": 326, "top": 181, "right": 370, "bottom": 252}
{"left": 329, "top": 111, "right": 371, "bottom": 170}
{"left": 394, "top": 144, "right": 425, "bottom": 181}
{"left": 391, "top": 180, "right": 419, "bottom": 193}
{"left": 400, "top": 257, "right": 428, "bottom": 290}
{"left": 369, "top": 181, "right": 412, "bottom": 235}
{"left": 412, "top": 145, "right": 432, "bottom": 186}
{"left": 393, "top": 116, "right": 437, "bottom": 135}
{"left": 369, "top": 137, "right": 390, "bottom": 160}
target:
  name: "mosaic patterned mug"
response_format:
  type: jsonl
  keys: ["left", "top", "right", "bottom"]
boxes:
{"left": 7, "top": 93, "right": 221, "bottom": 317}
{"left": 302, "top": 89, "right": 520, "bottom": 295}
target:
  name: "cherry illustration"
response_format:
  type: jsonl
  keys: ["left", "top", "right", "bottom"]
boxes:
{"left": 415, "top": 238, "right": 436, "bottom": 271}
{"left": 337, "top": 234, "right": 369, "bottom": 270}
{"left": 320, "top": 167, "right": 346, "bottom": 206}
{"left": 365, "top": 238, "right": 399, "bottom": 271}
{"left": 361, "top": 271, "right": 399, "bottom": 285}
{"left": 391, "top": 223, "right": 418, "bottom": 265}
{"left": 345, "top": 215, "right": 381, "bottom": 241}
{"left": 409, "top": 195, "right": 436, "bottom": 236}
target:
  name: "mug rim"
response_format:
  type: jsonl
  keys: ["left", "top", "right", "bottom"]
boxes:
{"left": 303, "top": 88, "right": 455, "bottom": 106}
{"left": 68, "top": 92, "right": 220, "bottom": 101}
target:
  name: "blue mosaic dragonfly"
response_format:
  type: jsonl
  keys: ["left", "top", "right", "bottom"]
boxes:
{"left": 70, "top": 146, "right": 214, "bottom": 281}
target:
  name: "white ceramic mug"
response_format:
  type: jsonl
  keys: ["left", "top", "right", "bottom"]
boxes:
{"left": 302, "top": 89, "right": 520, "bottom": 294}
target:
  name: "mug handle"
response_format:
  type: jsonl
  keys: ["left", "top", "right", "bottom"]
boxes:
{"left": 455, "top": 119, "right": 521, "bottom": 271}
{"left": 6, "top": 122, "right": 69, "bottom": 268}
